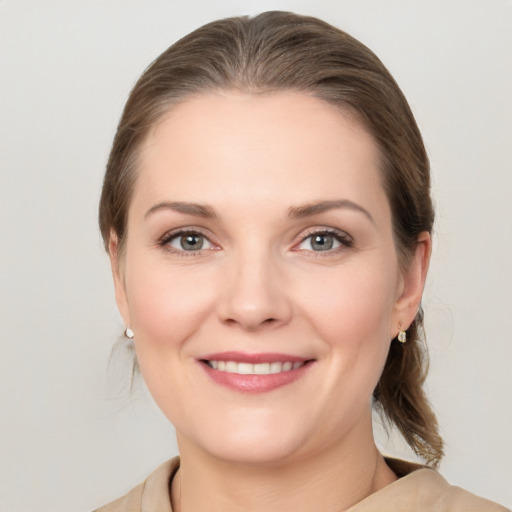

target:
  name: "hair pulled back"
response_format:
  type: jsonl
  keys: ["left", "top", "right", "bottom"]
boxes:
{"left": 99, "top": 11, "right": 443, "bottom": 466}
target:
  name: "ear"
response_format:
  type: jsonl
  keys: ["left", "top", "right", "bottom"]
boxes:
{"left": 392, "top": 232, "right": 431, "bottom": 335}
{"left": 108, "top": 230, "right": 131, "bottom": 329}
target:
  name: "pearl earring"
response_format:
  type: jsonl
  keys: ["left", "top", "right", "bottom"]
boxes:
{"left": 125, "top": 327, "right": 134, "bottom": 339}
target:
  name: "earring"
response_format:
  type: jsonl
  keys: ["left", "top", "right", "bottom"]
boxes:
{"left": 398, "top": 330, "right": 407, "bottom": 344}
{"left": 125, "top": 327, "right": 134, "bottom": 339}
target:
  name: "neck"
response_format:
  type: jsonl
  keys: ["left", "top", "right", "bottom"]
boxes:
{"left": 171, "top": 420, "right": 397, "bottom": 512}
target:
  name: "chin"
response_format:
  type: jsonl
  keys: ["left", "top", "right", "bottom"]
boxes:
{"left": 184, "top": 416, "right": 313, "bottom": 466}
{"left": 207, "top": 438, "right": 305, "bottom": 466}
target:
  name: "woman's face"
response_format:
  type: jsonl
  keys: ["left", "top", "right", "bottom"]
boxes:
{"left": 111, "top": 91, "right": 428, "bottom": 465}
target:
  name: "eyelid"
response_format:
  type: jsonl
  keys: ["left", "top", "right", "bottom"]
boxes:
{"left": 156, "top": 225, "right": 352, "bottom": 255}
{"left": 158, "top": 226, "right": 219, "bottom": 254}
{"left": 292, "top": 226, "right": 354, "bottom": 251}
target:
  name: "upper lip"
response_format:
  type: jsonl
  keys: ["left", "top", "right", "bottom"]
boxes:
{"left": 199, "top": 351, "right": 311, "bottom": 364}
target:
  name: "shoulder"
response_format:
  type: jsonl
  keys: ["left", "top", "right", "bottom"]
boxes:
{"left": 93, "top": 457, "right": 179, "bottom": 512}
{"left": 348, "top": 458, "right": 509, "bottom": 512}
{"left": 398, "top": 468, "right": 509, "bottom": 511}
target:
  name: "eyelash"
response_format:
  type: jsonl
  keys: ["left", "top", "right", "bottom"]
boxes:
{"left": 294, "top": 228, "right": 354, "bottom": 255}
{"left": 157, "top": 227, "right": 353, "bottom": 257}
{"left": 158, "top": 227, "right": 216, "bottom": 257}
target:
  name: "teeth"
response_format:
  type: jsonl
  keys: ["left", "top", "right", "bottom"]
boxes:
{"left": 270, "top": 362, "right": 282, "bottom": 374}
{"left": 238, "top": 362, "right": 253, "bottom": 374}
{"left": 207, "top": 360, "right": 305, "bottom": 375}
{"left": 254, "top": 362, "right": 270, "bottom": 375}
{"left": 225, "top": 361, "right": 237, "bottom": 373}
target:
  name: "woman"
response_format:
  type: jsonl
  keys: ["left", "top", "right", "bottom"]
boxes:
{"left": 95, "top": 12, "right": 507, "bottom": 511}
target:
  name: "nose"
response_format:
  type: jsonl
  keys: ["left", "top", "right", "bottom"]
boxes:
{"left": 217, "top": 249, "right": 292, "bottom": 331}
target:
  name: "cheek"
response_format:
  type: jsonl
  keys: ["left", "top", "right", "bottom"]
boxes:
{"left": 122, "top": 256, "right": 220, "bottom": 418}
{"left": 298, "top": 261, "right": 398, "bottom": 348}
{"left": 124, "top": 254, "right": 218, "bottom": 351}
{"left": 297, "top": 259, "right": 399, "bottom": 404}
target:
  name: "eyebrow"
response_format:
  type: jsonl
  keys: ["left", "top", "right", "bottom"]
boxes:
{"left": 144, "top": 201, "right": 218, "bottom": 219}
{"left": 144, "top": 199, "right": 374, "bottom": 223}
{"left": 288, "top": 200, "right": 374, "bottom": 224}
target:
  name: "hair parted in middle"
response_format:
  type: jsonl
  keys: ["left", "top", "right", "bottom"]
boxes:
{"left": 99, "top": 11, "right": 442, "bottom": 466}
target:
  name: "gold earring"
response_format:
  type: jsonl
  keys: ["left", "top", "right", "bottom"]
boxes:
{"left": 125, "top": 327, "right": 134, "bottom": 339}
{"left": 398, "top": 330, "right": 406, "bottom": 344}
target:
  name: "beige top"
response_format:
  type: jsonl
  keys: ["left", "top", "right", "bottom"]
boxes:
{"left": 94, "top": 457, "right": 509, "bottom": 512}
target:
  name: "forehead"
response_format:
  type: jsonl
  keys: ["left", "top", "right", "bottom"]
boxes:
{"left": 133, "top": 91, "right": 388, "bottom": 220}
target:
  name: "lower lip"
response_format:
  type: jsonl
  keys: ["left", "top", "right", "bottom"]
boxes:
{"left": 200, "top": 361, "right": 313, "bottom": 393}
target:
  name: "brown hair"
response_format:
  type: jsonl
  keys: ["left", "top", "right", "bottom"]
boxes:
{"left": 99, "top": 11, "right": 443, "bottom": 466}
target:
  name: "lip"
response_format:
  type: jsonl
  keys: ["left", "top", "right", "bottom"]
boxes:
{"left": 200, "top": 351, "right": 309, "bottom": 364}
{"left": 198, "top": 351, "right": 314, "bottom": 393}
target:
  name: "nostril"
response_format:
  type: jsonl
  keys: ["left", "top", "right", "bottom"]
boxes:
{"left": 223, "top": 316, "right": 279, "bottom": 330}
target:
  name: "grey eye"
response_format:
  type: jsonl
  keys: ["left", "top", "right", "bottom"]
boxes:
{"left": 298, "top": 232, "right": 343, "bottom": 252}
{"left": 180, "top": 233, "right": 204, "bottom": 250}
{"left": 167, "top": 232, "right": 213, "bottom": 251}
{"left": 310, "top": 234, "right": 335, "bottom": 251}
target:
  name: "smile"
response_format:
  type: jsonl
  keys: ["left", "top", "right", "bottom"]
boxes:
{"left": 206, "top": 360, "right": 305, "bottom": 374}
{"left": 199, "top": 352, "right": 314, "bottom": 393}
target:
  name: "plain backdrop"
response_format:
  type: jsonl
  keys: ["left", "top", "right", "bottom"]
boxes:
{"left": 1, "top": 1, "right": 511, "bottom": 510}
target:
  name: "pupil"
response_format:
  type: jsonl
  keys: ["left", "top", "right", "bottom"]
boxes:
{"left": 181, "top": 233, "right": 203, "bottom": 250}
{"left": 312, "top": 234, "right": 333, "bottom": 251}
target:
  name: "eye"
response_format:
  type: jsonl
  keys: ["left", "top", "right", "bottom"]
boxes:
{"left": 297, "top": 230, "right": 352, "bottom": 252}
{"left": 162, "top": 230, "right": 215, "bottom": 252}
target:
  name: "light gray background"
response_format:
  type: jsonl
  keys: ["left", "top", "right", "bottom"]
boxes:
{"left": 1, "top": 1, "right": 511, "bottom": 511}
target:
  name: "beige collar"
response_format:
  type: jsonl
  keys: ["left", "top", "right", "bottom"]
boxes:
{"left": 101, "top": 456, "right": 507, "bottom": 512}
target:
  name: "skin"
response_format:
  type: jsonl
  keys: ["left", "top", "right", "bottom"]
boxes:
{"left": 110, "top": 91, "right": 430, "bottom": 512}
